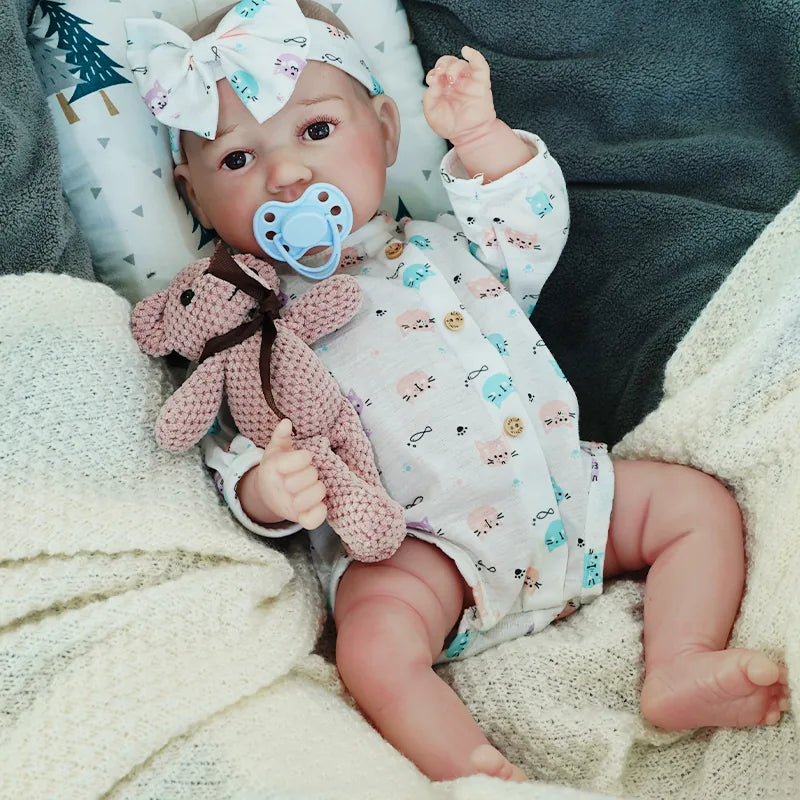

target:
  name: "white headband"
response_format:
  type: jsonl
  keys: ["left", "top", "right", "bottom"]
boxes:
{"left": 125, "top": 0, "right": 383, "bottom": 163}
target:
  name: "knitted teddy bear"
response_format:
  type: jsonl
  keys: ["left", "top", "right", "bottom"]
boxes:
{"left": 131, "top": 242, "right": 407, "bottom": 562}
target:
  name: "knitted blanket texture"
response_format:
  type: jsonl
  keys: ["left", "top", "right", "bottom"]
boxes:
{"left": 1, "top": 188, "right": 799, "bottom": 797}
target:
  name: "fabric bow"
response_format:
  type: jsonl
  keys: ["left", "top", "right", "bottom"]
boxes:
{"left": 199, "top": 243, "right": 285, "bottom": 420}
{"left": 125, "top": 0, "right": 380, "bottom": 141}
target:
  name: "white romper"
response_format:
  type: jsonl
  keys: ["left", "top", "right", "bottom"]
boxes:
{"left": 204, "top": 132, "right": 614, "bottom": 661}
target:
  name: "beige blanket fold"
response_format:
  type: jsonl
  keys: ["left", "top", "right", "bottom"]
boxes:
{"left": 2, "top": 184, "right": 798, "bottom": 798}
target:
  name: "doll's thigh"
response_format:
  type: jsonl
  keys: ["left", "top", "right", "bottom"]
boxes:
{"left": 335, "top": 537, "right": 466, "bottom": 662}
{"left": 604, "top": 459, "right": 742, "bottom": 576}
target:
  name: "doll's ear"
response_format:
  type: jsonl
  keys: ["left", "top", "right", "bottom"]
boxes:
{"left": 371, "top": 93, "right": 401, "bottom": 168}
{"left": 174, "top": 165, "right": 213, "bottom": 230}
{"left": 131, "top": 290, "right": 171, "bottom": 356}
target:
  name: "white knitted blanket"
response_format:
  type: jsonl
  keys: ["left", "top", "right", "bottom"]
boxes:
{"left": 1, "top": 189, "right": 798, "bottom": 799}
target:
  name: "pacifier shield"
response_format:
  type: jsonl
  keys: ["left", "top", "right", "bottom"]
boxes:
{"left": 253, "top": 183, "right": 353, "bottom": 280}
{"left": 283, "top": 210, "right": 328, "bottom": 249}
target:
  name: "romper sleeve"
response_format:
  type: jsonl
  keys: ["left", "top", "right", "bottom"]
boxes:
{"left": 200, "top": 418, "right": 302, "bottom": 539}
{"left": 441, "top": 131, "right": 570, "bottom": 315}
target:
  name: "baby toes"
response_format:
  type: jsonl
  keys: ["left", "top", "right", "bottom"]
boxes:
{"left": 470, "top": 744, "right": 527, "bottom": 783}
{"left": 743, "top": 652, "right": 781, "bottom": 687}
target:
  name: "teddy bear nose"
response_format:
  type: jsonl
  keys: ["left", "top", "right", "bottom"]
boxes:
{"left": 180, "top": 289, "right": 195, "bottom": 306}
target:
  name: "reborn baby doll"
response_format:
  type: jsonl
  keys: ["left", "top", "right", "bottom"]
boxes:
{"left": 126, "top": 0, "right": 789, "bottom": 783}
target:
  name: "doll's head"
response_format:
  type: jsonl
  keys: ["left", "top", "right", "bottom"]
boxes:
{"left": 126, "top": 0, "right": 401, "bottom": 257}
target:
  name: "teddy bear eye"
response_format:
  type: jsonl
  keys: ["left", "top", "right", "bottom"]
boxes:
{"left": 180, "top": 289, "right": 195, "bottom": 306}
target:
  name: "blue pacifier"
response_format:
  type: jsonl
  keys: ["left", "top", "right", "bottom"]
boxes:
{"left": 252, "top": 183, "right": 353, "bottom": 280}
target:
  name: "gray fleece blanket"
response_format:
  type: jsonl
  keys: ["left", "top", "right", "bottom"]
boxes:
{"left": 404, "top": 0, "right": 800, "bottom": 444}
{"left": 0, "top": 0, "right": 93, "bottom": 279}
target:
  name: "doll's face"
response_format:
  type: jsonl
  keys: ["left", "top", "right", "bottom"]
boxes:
{"left": 175, "top": 62, "right": 401, "bottom": 256}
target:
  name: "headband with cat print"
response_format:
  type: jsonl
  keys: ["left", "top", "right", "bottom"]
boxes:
{"left": 125, "top": 0, "right": 383, "bottom": 163}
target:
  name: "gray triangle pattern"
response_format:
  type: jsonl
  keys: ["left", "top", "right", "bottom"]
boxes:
{"left": 153, "top": 10, "right": 162, "bottom": 18}
{"left": 90, "top": 187, "right": 102, "bottom": 199}
{"left": 422, "top": 170, "right": 431, "bottom": 180}
{"left": 132, "top": 205, "right": 144, "bottom": 217}
{"left": 123, "top": 254, "right": 136, "bottom": 265}
{"left": 153, "top": 168, "right": 162, "bottom": 178}
{"left": 98, "top": 138, "right": 110, "bottom": 149}
{"left": 375, "top": 41, "right": 385, "bottom": 53}
{"left": 331, "top": 3, "right": 342, "bottom": 12}
{"left": 151, "top": 125, "right": 159, "bottom": 135}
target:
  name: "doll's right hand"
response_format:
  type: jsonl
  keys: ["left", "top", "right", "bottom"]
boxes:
{"left": 251, "top": 418, "right": 328, "bottom": 529}
{"left": 422, "top": 46, "right": 496, "bottom": 145}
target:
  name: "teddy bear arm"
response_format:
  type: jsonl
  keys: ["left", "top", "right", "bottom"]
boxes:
{"left": 282, "top": 274, "right": 362, "bottom": 346}
{"left": 156, "top": 358, "right": 226, "bottom": 452}
{"left": 131, "top": 288, "right": 171, "bottom": 356}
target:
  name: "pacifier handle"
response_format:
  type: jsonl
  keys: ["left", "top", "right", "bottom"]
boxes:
{"left": 252, "top": 183, "right": 353, "bottom": 280}
{"left": 270, "top": 214, "right": 344, "bottom": 280}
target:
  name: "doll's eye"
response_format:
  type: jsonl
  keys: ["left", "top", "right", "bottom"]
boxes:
{"left": 222, "top": 150, "right": 253, "bottom": 170}
{"left": 180, "top": 289, "right": 195, "bottom": 306}
{"left": 303, "top": 120, "right": 335, "bottom": 141}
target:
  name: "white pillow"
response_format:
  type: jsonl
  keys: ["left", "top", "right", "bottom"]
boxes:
{"left": 29, "top": 0, "right": 448, "bottom": 303}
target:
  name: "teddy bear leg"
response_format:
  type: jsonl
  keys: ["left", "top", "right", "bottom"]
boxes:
{"left": 303, "top": 437, "right": 407, "bottom": 563}
{"left": 324, "top": 404, "right": 383, "bottom": 487}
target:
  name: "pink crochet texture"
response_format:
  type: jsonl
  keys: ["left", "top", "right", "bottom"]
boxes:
{"left": 131, "top": 250, "right": 406, "bottom": 562}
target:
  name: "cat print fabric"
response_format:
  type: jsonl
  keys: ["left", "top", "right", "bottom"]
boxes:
{"left": 206, "top": 131, "right": 614, "bottom": 662}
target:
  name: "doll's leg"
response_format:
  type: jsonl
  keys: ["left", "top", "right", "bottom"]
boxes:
{"left": 335, "top": 536, "right": 526, "bottom": 782}
{"left": 605, "top": 460, "right": 789, "bottom": 729}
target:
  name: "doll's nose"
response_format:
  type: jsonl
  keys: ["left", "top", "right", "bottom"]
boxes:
{"left": 265, "top": 150, "right": 313, "bottom": 201}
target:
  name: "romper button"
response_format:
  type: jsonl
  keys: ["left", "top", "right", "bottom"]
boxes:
{"left": 384, "top": 241, "right": 404, "bottom": 259}
{"left": 443, "top": 310, "right": 464, "bottom": 330}
{"left": 504, "top": 416, "right": 524, "bottom": 437}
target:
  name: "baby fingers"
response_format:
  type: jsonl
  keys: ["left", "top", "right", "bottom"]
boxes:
{"left": 297, "top": 503, "right": 328, "bottom": 530}
{"left": 426, "top": 47, "right": 490, "bottom": 88}
{"left": 282, "top": 463, "right": 320, "bottom": 494}
{"left": 293, "top": 482, "right": 327, "bottom": 529}
{"left": 272, "top": 448, "right": 314, "bottom": 475}
{"left": 426, "top": 55, "right": 470, "bottom": 87}
{"left": 460, "top": 46, "right": 490, "bottom": 78}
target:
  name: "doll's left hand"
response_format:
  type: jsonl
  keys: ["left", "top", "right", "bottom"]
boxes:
{"left": 422, "top": 46, "right": 496, "bottom": 144}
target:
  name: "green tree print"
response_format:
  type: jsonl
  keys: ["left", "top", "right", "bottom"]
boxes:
{"left": 38, "top": 0, "right": 130, "bottom": 107}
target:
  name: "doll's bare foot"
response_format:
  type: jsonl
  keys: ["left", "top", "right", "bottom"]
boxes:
{"left": 469, "top": 744, "right": 527, "bottom": 782}
{"left": 641, "top": 649, "right": 789, "bottom": 730}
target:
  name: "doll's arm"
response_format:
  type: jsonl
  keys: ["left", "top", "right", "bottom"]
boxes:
{"left": 202, "top": 428, "right": 302, "bottom": 537}
{"left": 425, "top": 50, "right": 570, "bottom": 314}
{"left": 441, "top": 131, "right": 570, "bottom": 315}
{"left": 423, "top": 46, "right": 531, "bottom": 182}
{"left": 281, "top": 274, "right": 362, "bottom": 346}
{"left": 201, "top": 413, "right": 325, "bottom": 538}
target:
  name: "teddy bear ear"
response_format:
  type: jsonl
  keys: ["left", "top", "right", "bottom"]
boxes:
{"left": 131, "top": 290, "right": 172, "bottom": 356}
{"left": 236, "top": 253, "right": 280, "bottom": 292}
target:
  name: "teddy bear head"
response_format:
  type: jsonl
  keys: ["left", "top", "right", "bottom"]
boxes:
{"left": 131, "top": 250, "right": 282, "bottom": 362}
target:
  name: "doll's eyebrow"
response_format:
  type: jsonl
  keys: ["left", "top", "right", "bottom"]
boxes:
{"left": 296, "top": 93, "right": 344, "bottom": 106}
{"left": 203, "top": 123, "right": 238, "bottom": 147}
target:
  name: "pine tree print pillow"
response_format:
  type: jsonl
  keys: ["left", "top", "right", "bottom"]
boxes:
{"left": 27, "top": 0, "right": 447, "bottom": 303}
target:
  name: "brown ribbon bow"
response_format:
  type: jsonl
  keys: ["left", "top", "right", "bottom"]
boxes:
{"left": 198, "top": 242, "right": 285, "bottom": 420}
